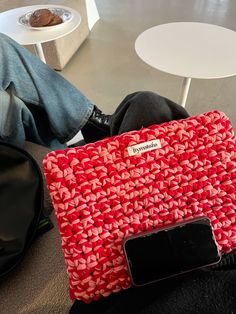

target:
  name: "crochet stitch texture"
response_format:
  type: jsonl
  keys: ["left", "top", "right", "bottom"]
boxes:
{"left": 43, "top": 110, "right": 236, "bottom": 303}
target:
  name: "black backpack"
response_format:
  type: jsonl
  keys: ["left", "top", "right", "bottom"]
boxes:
{"left": 0, "top": 141, "right": 53, "bottom": 278}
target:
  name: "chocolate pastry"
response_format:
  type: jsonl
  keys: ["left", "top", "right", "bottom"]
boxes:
{"left": 29, "top": 9, "right": 63, "bottom": 27}
{"left": 47, "top": 14, "right": 63, "bottom": 26}
{"left": 29, "top": 9, "right": 53, "bottom": 27}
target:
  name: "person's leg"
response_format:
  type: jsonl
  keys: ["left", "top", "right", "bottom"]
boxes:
{"left": 0, "top": 33, "right": 94, "bottom": 147}
{"left": 110, "top": 91, "right": 190, "bottom": 135}
{"left": 0, "top": 89, "right": 68, "bottom": 148}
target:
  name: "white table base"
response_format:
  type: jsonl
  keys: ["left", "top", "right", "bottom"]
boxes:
{"left": 85, "top": 0, "right": 100, "bottom": 30}
{"left": 34, "top": 43, "right": 46, "bottom": 63}
{"left": 179, "top": 77, "right": 191, "bottom": 108}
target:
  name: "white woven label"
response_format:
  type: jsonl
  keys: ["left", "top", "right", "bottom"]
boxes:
{"left": 127, "top": 139, "right": 161, "bottom": 156}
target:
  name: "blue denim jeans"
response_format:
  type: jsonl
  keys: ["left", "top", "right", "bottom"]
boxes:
{"left": 0, "top": 33, "right": 93, "bottom": 149}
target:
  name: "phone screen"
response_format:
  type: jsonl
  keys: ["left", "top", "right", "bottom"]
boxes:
{"left": 123, "top": 217, "right": 221, "bottom": 286}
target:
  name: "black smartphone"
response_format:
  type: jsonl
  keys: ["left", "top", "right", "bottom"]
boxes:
{"left": 123, "top": 217, "right": 221, "bottom": 286}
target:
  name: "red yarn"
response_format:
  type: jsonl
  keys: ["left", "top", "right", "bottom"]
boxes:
{"left": 43, "top": 110, "right": 236, "bottom": 303}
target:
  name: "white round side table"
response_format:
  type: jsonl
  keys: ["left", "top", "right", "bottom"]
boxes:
{"left": 135, "top": 22, "right": 236, "bottom": 107}
{"left": 0, "top": 5, "right": 81, "bottom": 63}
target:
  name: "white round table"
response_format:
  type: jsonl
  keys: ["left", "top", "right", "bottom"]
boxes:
{"left": 135, "top": 22, "right": 236, "bottom": 107}
{"left": 0, "top": 5, "right": 81, "bottom": 63}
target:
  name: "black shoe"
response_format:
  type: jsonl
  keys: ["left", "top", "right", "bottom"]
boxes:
{"left": 81, "top": 105, "right": 111, "bottom": 143}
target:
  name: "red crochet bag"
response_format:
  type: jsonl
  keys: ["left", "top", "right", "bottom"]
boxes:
{"left": 43, "top": 110, "right": 236, "bottom": 303}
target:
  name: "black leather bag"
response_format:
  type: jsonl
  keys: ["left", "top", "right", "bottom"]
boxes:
{"left": 0, "top": 141, "right": 51, "bottom": 278}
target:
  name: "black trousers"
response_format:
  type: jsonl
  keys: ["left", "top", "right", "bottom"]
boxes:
{"left": 110, "top": 91, "right": 189, "bottom": 136}
{"left": 71, "top": 92, "right": 236, "bottom": 314}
